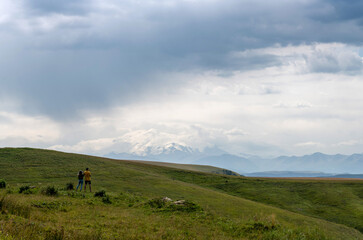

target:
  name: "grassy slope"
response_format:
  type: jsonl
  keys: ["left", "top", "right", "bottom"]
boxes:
{"left": 157, "top": 169, "right": 363, "bottom": 233}
{"left": 0, "top": 148, "right": 362, "bottom": 239}
{"left": 134, "top": 160, "right": 241, "bottom": 176}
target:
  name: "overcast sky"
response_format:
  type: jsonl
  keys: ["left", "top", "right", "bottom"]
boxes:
{"left": 1, "top": 0, "right": 363, "bottom": 157}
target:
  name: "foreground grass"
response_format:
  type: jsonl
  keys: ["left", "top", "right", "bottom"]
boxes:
{"left": 0, "top": 148, "right": 362, "bottom": 239}
{"left": 0, "top": 187, "right": 356, "bottom": 240}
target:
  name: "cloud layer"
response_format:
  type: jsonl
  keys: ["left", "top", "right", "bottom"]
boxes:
{"left": 0, "top": 0, "right": 363, "bottom": 157}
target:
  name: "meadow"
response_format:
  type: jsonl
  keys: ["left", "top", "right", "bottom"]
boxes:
{"left": 0, "top": 148, "right": 362, "bottom": 239}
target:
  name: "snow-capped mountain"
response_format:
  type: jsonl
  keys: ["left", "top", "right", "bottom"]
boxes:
{"left": 105, "top": 143, "right": 201, "bottom": 163}
{"left": 105, "top": 143, "right": 363, "bottom": 174}
{"left": 139, "top": 143, "right": 196, "bottom": 156}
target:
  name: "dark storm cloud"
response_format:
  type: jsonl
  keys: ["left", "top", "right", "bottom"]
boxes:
{"left": 1, "top": 0, "right": 363, "bottom": 119}
{"left": 0, "top": 45, "right": 170, "bottom": 119}
{"left": 310, "top": 0, "right": 363, "bottom": 24}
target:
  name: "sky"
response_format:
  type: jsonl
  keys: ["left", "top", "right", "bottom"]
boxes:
{"left": 1, "top": 0, "right": 363, "bottom": 158}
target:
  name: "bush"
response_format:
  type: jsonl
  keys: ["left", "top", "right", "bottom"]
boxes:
{"left": 166, "top": 200, "right": 203, "bottom": 212}
{"left": 66, "top": 182, "right": 74, "bottom": 190}
{"left": 19, "top": 185, "right": 31, "bottom": 194}
{"left": 147, "top": 198, "right": 166, "bottom": 209}
{"left": 42, "top": 186, "right": 58, "bottom": 196}
{"left": 94, "top": 190, "right": 106, "bottom": 197}
{"left": 102, "top": 196, "right": 112, "bottom": 204}
{"left": 0, "top": 179, "right": 6, "bottom": 188}
{"left": 94, "top": 190, "right": 111, "bottom": 204}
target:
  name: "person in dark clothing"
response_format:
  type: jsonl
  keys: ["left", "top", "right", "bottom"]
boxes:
{"left": 76, "top": 170, "right": 84, "bottom": 191}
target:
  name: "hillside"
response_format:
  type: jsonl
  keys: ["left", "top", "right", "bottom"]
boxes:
{"left": 322, "top": 174, "right": 363, "bottom": 179}
{"left": 134, "top": 160, "right": 241, "bottom": 176}
{"left": 0, "top": 148, "right": 362, "bottom": 239}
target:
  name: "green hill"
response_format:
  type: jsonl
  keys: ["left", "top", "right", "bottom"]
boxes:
{"left": 0, "top": 148, "right": 362, "bottom": 239}
{"left": 134, "top": 160, "right": 241, "bottom": 176}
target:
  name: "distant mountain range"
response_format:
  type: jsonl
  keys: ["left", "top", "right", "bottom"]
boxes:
{"left": 244, "top": 171, "right": 363, "bottom": 178}
{"left": 244, "top": 171, "right": 334, "bottom": 178}
{"left": 105, "top": 143, "right": 363, "bottom": 175}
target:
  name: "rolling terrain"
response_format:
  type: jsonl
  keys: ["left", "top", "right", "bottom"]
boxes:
{"left": 0, "top": 148, "right": 362, "bottom": 239}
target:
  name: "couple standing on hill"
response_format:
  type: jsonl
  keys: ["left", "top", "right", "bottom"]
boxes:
{"left": 76, "top": 168, "right": 91, "bottom": 192}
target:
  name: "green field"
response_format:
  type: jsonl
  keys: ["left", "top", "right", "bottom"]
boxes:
{"left": 0, "top": 148, "right": 362, "bottom": 239}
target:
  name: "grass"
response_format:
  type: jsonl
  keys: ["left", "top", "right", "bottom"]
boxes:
{"left": 0, "top": 147, "right": 362, "bottom": 239}
{"left": 156, "top": 168, "right": 363, "bottom": 233}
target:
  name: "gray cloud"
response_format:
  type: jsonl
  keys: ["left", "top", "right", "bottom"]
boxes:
{"left": 310, "top": 0, "right": 363, "bottom": 24}
{"left": 24, "top": 0, "right": 89, "bottom": 15}
{"left": 306, "top": 49, "right": 363, "bottom": 74}
{"left": 1, "top": 0, "right": 363, "bottom": 119}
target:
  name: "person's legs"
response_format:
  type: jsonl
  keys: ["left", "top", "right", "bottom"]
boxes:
{"left": 80, "top": 181, "right": 83, "bottom": 191}
{"left": 84, "top": 181, "right": 91, "bottom": 192}
{"left": 76, "top": 180, "right": 81, "bottom": 191}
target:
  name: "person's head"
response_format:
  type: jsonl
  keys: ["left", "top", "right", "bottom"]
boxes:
{"left": 86, "top": 168, "right": 89, "bottom": 171}
{"left": 78, "top": 170, "right": 83, "bottom": 175}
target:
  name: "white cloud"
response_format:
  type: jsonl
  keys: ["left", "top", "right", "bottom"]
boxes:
{"left": 0, "top": 111, "right": 60, "bottom": 144}
{"left": 232, "top": 43, "right": 363, "bottom": 74}
{"left": 295, "top": 141, "right": 324, "bottom": 147}
{"left": 334, "top": 140, "right": 360, "bottom": 147}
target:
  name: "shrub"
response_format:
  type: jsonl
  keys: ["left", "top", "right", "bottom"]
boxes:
{"left": 166, "top": 200, "right": 203, "bottom": 212}
{"left": 66, "top": 182, "right": 74, "bottom": 190}
{"left": 19, "top": 185, "right": 31, "bottom": 194}
{"left": 42, "top": 186, "right": 58, "bottom": 196}
{"left": 0, "top": 179, "right": 6, "bottom": 188}
{"left": 102, "top": 196, "right": 112, "bottom": 204}
{"left": 147, "top": 198, "right": 166, "bottom": 209}
{"left": 94, "top": 190, "right": 106, "bottom": 197}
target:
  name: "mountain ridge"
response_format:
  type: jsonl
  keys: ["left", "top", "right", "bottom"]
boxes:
{"left": 104, "top": 143, "right": 363, "bottom": 174}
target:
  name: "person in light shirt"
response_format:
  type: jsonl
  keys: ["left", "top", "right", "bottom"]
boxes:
{"left": 84, "top": 168, "right": 92, "bottom": 192}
